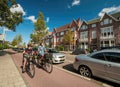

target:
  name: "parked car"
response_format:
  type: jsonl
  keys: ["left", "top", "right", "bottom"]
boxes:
{"left": 73, "top": 49, "right": 120, "bottom": 84}
{"left": 72, "top": 49, "right": 86, "bottom": 55}
{"left": 47, "top": 48, "right": 66, "bottom": 63}
{"left": 17, "top": 48, "right": 24, "bottom": 52}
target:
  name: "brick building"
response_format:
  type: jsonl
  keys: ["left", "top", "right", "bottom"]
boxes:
{"left": 51, "top": 18, "right": 81, "bottom": 50}
{"left": 49, "top": 11, "right": 120, "bottom": 50}
{"left": 78, "top": 12, "right": 120, "bottom": 50}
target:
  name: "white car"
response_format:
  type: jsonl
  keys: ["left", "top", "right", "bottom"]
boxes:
{"left": 47, "top": 48, "right": 66, "bottom": 63}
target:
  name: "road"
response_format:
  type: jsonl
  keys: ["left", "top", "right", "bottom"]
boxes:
{"left": 6, "top": 49, "right": 104, "bottom": 87}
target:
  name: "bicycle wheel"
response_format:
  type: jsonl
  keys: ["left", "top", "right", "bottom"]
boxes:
{"left": 44, "top": 58, "right": 53, "bottom": 73}
{"left": 27, "top": 62, "right": 35, "bottom": 78}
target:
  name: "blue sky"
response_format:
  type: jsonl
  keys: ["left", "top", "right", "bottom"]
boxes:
{"left": 1, "top": 0, "right": 120, "bottom": 44}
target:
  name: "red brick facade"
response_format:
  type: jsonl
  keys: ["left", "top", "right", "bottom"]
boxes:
{"left": 50, "top": 12, "right": 120, "bottom": 50}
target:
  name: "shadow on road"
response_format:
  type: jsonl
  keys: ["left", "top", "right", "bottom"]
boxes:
{"left": 63, "top": 63, "right": 78, "bottom": 73}
{"left": 0, "top": 49, "right": 17, "bottom": 56}
{"left": 0, "top": 51, "right": 7, "bottom": 56}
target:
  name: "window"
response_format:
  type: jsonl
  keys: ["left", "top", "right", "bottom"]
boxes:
{"left": 101, "top": 18, "right": 113, "bottom": 25}
{"left": 81, "top": 25, "right": 88, "bottom": 30}
{"left": 101, "top": 26, "right": 113, "bottom": 38}
{"left": 101, "top": 22, "right": 103, "bottom": 25}
{"left": 72, "top": 27, "right": 76, "bottom": 31}
{"left": 104, "top": 52, "right": 120, "bottom": 63}
{"left": 60, "top": 32, "right": 64, "bottom": 35}
{"left": 91, "top": 24, "right": 96, "bottom": 28}
{"left": 92, "top": 30, "right": 96, "bottom": 39}
{"left": 104, "top": 18, "right": 109, "bottom": 25}
{"left": 80, "top": 31, "right": 88, "bottom": 39}
{"left": 110, "top": 19, "right": 112, "bottom": 23}
{"left": 91, "top": 53, "right": 105, "bottom": 60}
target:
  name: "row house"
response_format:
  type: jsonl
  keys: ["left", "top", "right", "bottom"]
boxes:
{"left": 51, "top": 18, "right": 81, "bottom": 50}
{"left": 79, "top": 11, "right": 120, "bottom": 50}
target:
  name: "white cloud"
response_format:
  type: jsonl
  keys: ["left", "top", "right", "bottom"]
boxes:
{"left": 46, "top": 17, "right": 50, "bottom": 23}
{"left": 98, "top": 6, "right": 120, "bottom": 17}
{"left": 25, "top": 16, "right": 37, "bottom": 23}
{"left": 67, "top": 0, "right": 80, "bottom": 9}
{"left": 72, "top": 0, "right": 80, "bottom": 6}
{"left": 10, "top": 4, "right": 26, "bottom": 16}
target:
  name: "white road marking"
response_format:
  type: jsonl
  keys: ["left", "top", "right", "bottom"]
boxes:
{"left": 53, "top": 65, "right": 91, "bottom": 81}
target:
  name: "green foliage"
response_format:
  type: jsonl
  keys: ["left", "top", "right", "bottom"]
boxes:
{"left": 30, "top": 12, "right": 48, "bottom": 44}
{"left": 56, "top": 45, "right": 64, "bottom": 51}
{"left": 63, "top": 29, "right": 74, "bottom": 45}
{"left": 0, "top": 42, "right": 10, "bottom": 50}
{"left": 0, "top": 0, "right": 23, "bottom": 31}
{"left": 11, "top": 34, "right": 22, "bottom": 46}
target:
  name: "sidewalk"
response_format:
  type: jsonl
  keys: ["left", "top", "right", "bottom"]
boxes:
{"left": 0, "top": 51, "right": 28, "bottom": 87}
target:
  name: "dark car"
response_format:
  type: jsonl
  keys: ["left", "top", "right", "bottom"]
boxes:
{"left": 72, "top": 49, "right": 86, "bottom": 55}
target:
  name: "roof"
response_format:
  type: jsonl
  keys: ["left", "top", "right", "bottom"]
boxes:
{"left": 54, "top": 24, "right": 70, "bottom": 33}
{"left": 87, "top": 18, "right": 100, "bottom": 24}
{"left": 87, "top": 11, "right": 120, "bottom": 24}
{"left": 111, "top": 11, "right": 120, "bottom": 19}
{"left": 48, "top": 32, "right": 52, "bottom": 35}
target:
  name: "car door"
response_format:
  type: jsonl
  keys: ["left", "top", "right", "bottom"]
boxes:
{"left": 90, "top": 53, "right": 107, "bottom": 78}
{"left": 104, "top": 52, "right": 120, "bottom": 81}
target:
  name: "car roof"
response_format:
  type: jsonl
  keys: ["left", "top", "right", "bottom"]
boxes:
{"left": 96, "top": 49, "right": 120, "bottom": 53}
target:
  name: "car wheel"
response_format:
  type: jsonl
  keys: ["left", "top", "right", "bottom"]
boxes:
{"left": 79, "top": 66, "right": 92, "bottom": 77}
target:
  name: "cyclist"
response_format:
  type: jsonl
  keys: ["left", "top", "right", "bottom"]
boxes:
{"left": 38, "top": 43, "right": 46, "bottom": 61}
{"left": 22, "top": 44, "right": 33, "bottom": 73}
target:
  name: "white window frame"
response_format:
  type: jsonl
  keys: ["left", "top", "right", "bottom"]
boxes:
{"left": 92, "top": 30, "right": 96, "bottom": 39}
{"left": 60, "top": 32, "right": 64, "bottom": 35}
{"left": 91, "top": 24, "right": 96, "bottom": 28}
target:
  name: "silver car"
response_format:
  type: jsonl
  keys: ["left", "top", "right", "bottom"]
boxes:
{"left": 73, "top": 49, "right": 120, "bottom": 84}
{"left": 47, "top": 48, "right": 66, "bottom": 63}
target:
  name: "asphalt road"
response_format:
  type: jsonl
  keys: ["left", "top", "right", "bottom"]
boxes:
{"left": 8, "top": 50, "right": 104, "bottom": 87}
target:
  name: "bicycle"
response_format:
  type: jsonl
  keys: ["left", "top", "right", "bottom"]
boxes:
{"left": 22, "top": 54, "right": 35, "bottom": 78}
{"left": 33, "top": 53, "right": 53, "bottom": 73}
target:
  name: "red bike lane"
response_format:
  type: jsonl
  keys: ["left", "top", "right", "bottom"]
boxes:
{"left": 11, "top": 52, "right": 103, "bottom": 87}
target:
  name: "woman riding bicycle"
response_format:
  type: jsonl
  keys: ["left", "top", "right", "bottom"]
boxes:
{"left": 22, "top": 44, "right": 33, "bottom": 73}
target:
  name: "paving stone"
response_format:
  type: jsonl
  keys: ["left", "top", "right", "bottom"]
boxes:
{"left": 0, "top": 53, "right": 28, "bottom": 87}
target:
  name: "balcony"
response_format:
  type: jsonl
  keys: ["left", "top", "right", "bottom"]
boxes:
{"left": 79, "top": 38, "right": 88, "bottom": 42}
{"left": 100, "top": 35, "right": 114, "bottom": 40}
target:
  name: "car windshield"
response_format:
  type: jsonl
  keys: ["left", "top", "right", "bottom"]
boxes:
{"left": 48, "top": 49, "right": 59, "bottom": 53}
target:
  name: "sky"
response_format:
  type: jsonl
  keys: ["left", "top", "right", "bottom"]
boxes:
{"left": 1, "top": 0, "right": 120, "bottom": 44}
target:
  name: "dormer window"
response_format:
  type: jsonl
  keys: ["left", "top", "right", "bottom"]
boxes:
{"left": 91, "top": 24, "right": 96, "bottom": 28}
{"left": 104, "top": 18, "right": 109, "bottom": 25}
{"left": 72, "top": 27, "right": 76, "bottom": 31}
{"left": 101, "top": 18, "right": 113, "bottom": 25}
{"left": 60, "top": 32, "right": 64, "bottom": 35}
{"left": 81, "top": 25, "right": 88, "bottom": 30}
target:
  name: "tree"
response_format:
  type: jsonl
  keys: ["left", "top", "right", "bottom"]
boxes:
{"left": 0, "top": 0, "right": 23, "bottom": 31}
{"left": 30, "top": 12, "right": 48, "bottom": 44}
{"left": 11, "top": 34, "right": 22, "bottom": 46}
{"left": 63, "top": 29, "right": 74, "bottom": 50}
